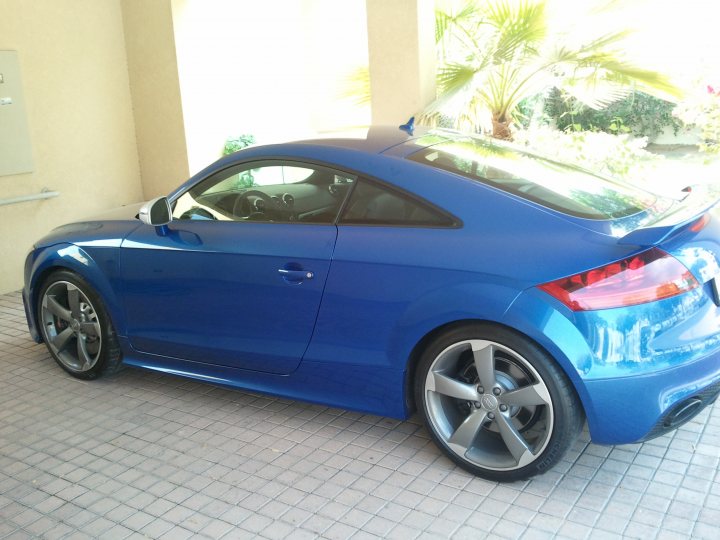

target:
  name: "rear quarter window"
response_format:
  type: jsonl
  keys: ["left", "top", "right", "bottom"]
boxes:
{"left": 340, "top": 179, "right": 457, "bottom": 227}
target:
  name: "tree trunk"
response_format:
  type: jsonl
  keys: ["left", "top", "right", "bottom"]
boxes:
{"left": 491, "top": 113, "right": 513, "bottom": 140}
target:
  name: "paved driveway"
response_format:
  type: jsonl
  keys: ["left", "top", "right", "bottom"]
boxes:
{"left": 0, "top": 291, "right": 718, "bottom": 539}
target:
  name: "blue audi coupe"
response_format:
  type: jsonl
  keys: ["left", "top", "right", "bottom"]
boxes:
{"left": 23, "top": 126, "right": 720, "bottom": 481}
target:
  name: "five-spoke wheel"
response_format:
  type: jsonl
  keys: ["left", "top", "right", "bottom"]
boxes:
{"left": 416, "top": 324, "right": 583, "bottom": 481}
{"left": 38, "top": 271, "right": 121, "bottom": 379}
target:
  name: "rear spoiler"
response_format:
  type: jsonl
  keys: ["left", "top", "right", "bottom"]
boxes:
{"left": 618, "top": 186, "right": 720, "bottom": 247}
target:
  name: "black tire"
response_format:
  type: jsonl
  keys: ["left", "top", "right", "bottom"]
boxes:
{"left": 37, "top": 269, "right": 122, "bottom": 380}
{"left": 415, "top": 323, "right": 584, "bottom": 481}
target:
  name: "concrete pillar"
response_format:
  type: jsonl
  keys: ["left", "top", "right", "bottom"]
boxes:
{"left": 366, "top": 0, "right": 436, "bottom": 125}
{"left": 121, "top": 0, "right": 190, "bottom": 198}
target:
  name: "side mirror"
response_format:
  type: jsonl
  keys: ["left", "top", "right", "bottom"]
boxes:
{"left": 139, "top": 197, "right": 172, "bottom": 226}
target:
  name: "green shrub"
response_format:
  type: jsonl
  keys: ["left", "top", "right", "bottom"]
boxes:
{"left": 674, "top": 86, "right": 720, "bottom": 155}
{"left": 223, "top": 134, "right": 256, "bottom": 156}
{"left": 513, "top": 126, "right": 660, "bottom": 181}
{"left": 522, "top": 89, "right": 681, "bottom": 139}
{"left": 222, "top": 134, "right": 256, "bottom": 188}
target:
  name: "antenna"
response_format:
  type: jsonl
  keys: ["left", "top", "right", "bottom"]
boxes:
{"left": 399, "top": 116, "right": 415, "bottom": 135}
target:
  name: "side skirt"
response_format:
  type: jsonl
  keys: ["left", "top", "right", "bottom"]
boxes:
{"left": 118, "top": 338, "right": 409, "bottom": 420}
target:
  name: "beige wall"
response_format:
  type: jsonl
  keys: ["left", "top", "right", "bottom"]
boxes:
{"left": 0, "top": 0, "right": 143, "bottom": 293}
{"left": 122, "top": 0, "right": 190, "bottom": 198}
{"left": 367, "top": 0, "right": 436, "bottom": 124}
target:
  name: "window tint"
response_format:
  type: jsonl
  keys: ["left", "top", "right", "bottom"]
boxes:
{"left": 407, "top": 137, "right": 660, "bottom": 220}
{"left": 172, "top": 161, "right": 355, "bottom": 224}
{"left": 340, "top": 179, "right": 455, "bottom": 227}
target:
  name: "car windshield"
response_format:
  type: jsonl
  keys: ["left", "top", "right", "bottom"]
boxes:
{"left": 407, "top": 134, "right": 660, "bottom": 220}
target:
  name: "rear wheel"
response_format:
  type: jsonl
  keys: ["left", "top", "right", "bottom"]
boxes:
{"left": 415, "top": 323, "right": 583, "bottom": 481}
{"left": 38, "top": 270, "right": 121, "bottom": 380}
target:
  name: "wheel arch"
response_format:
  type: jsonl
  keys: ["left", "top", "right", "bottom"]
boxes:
{"left": 408, "top": 318, "right": 586, "bottom": 480}
{"left": 404, "top": 319, "right": 482, "bottom": 414}
{"left": 403, "top": 318, "right": 587, "bottom": 422}
{"left": 27, "top": 244, "right": 125, "bottom": 339}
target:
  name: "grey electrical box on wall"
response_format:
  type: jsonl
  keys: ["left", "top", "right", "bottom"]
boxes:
{"left": 0, "top": 50, "right": 34, "bottom": 176}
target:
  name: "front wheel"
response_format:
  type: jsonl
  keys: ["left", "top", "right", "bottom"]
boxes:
{"left": 37, "top": 270, "right": 121, "bottom": 380}
{"left": 415, "top": 323, "right": 584, "bottom": 481}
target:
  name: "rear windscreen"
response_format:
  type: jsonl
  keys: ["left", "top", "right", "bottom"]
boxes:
{"left": 407, "top": 137, "right": 658, "bottom": 220}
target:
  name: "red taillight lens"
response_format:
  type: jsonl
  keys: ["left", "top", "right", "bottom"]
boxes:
{"left": 690, "top": 213, "right": 710, "bottom": 233}
{"left": 538, "top": 248, "right": 699, "bottom": 311}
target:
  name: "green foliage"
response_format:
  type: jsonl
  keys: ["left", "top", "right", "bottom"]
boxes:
{"left": 342, "top": 66, "right": 371, "bottom": 106}
{"left": 223, "top": 133, "right": 256, "bottom": 156}
{"left": 222, "top": 134, "right": 256, "bottom": 188}
{"left": 700, "top": 107, "right": 720, "bottom": 155}
{"left": 515, "top": 92, "right": 549, "bottom": 127}
{"left": 424, "top": 0, "right": 679, "bottom": 139}
{"left": 234, "top": 170, "right": 256, "bottom": 189}
{"left": 674, "top": 87, "right": 720, "bottom": 155}
{"left": 538, "top": 89, "right": 681, "bottom": 138}
{"left": 513, "top": 125, "right": 658, "bottom": 180}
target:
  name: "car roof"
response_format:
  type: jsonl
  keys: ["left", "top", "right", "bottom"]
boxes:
{"left": 292, "top": 126, "right": 442, "bottom": 156}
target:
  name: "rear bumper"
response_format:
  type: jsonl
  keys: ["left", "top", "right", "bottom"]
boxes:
{"left": 582, "top": 347, "right": 720, "bottom": 444}
{"left": 504, "top": 286, "right": 720, "bottom": 445}
{"left": 640, "top": 379, "right": 720, "bottom": 442}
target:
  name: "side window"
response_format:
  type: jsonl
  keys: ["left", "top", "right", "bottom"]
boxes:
{"left": 339, "top": 179, "right": 456, "bottom": 227}
{"left": 203, "top": 165, "right": 314, "bottom": 194}
{"left": 172, "top": 161, "right": 355, "bottom": 224}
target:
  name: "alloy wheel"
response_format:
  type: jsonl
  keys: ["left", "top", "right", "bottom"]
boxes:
{"left": 424, "top": 339, "right": 554, "bottom": 471}
{"left": 40, "top": 281, "right": 103, "bottom": 373}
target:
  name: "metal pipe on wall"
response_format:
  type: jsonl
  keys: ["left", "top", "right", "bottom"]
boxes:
{"left": 0, "top": 189, "right": 59, "bottom": 207}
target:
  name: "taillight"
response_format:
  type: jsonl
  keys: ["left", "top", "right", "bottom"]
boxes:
{"left": 538, "top": 248, "right": 699, "bottom": 311}
{"left": 690, "top": 213, "right": 710, "bottom": 233}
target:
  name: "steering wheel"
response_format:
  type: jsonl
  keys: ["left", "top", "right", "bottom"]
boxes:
{"left": 233, "top": 190, "right": 279, "bottom": 220}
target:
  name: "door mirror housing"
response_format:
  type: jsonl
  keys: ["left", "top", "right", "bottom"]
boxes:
{"left": 139, "top": 197, "right": 172, "bottom": 226}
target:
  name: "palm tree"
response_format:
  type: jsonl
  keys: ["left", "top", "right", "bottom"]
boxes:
{"left": 423, "top": 0, "right": 680, "bottom": 139}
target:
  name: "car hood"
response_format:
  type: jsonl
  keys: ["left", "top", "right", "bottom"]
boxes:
{"left": 84, "top": 201, "right": 145, "bottom": 221}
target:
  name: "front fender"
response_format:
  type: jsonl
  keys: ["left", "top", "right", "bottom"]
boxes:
{"left": 24, "top": 243, "right": 125, "bottom": 341}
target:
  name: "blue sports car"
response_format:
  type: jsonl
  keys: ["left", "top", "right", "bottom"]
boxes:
{"left": 23, "top": 126, "right": 720, "bottom": 481}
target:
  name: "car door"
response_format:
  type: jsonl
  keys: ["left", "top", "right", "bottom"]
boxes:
{"left": 121, "top": 160, "right": 354, "bottom": 375}
{"left": 305, "top": 177, "right": 463, "bottom": 369}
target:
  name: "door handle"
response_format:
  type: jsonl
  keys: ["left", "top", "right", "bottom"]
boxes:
{"left": 278, "top": 268, "right": 314, "bottom": 282}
